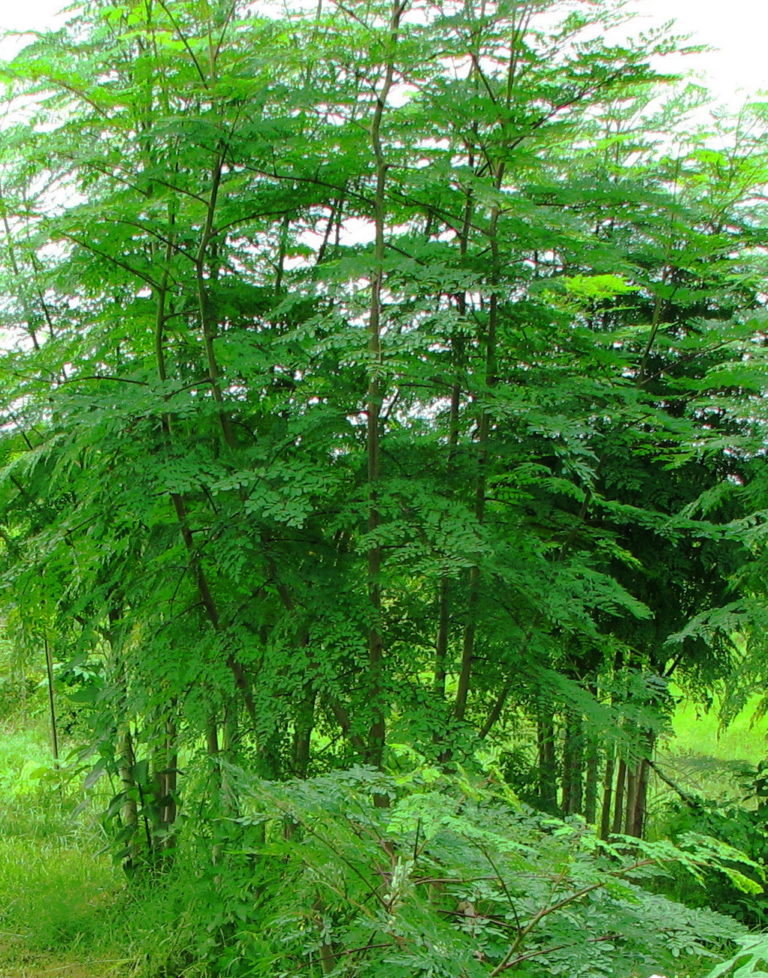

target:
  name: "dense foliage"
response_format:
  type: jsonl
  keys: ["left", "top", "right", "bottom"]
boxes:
{"left": 0, "top": 0, "right": 767, "bottom": 973}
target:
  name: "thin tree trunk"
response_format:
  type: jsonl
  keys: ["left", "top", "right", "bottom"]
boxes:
{"left": 584, "top": 743, "right": 599, "bottom": 825}
{"left": 43, "top": 635, "right": 59, "bottom": 766}
{"left": 584, "top": 681, "right": 599, "bottom": 824}
{"left": 627, "top": 760, "right": 648, "bottom": 838}
{"left": 433, "top": 161, "right": 472, "bottom": 708}
{"left": 433, "top": 578, "right": 451, "bottom": 701}
{"left": 626, "top": 731, "right": 656, "bottom": 839}
{"left": 118, "top": 724, "right": 140, "bottom": 872}
{"left": 561, "top": 711, "right": 584, "bottom": 815}
{"left": 612, "top": 757, "right": 627, "bottom": 836}
{"left": 600, "top": 749, "right": 615, "bottom": 839}
{"left": 364, "top": 0, "right": 405, "bottom": 770}
{"left": 153, "top": 236, "right": 259, "bottom": 741}
{"left": 623, "top": 764, "right": 638, "bottom": 836}
{"left": 107, "top": 606, "right": 141, "bottom": 871}
{"left": 206, "top": 721, "right": 220, "bottom": 757}
{"left": 537, "top": 708, "right": 558, "bottom": 813}
{"left": 293, "top": 684, "right": 316, "bottom": 778}
{"left": 195, "top": 147, "right": 236, "bottom": 450}
{"left": 454, "top": 0, "right": 535, "bottom": 725}
{"left": 453, "top": 47, "right": 510, "bottom": 721}
{"left": 454, "top": 234, "right": 499, "bottom": 723}
{"left": 598, "top": 649, "right": 623, "bottom": 836}
{"left": 154, "top": 715, "right": 178, "bottom": 861}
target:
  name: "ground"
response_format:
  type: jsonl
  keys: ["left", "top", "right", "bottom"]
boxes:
{"left": 0, "top": 949, "right": 118, "bottom": 978}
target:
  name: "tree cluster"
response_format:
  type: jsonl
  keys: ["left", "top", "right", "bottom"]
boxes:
{"left": 0, "top": 0, "right": 766, "bottom": 870}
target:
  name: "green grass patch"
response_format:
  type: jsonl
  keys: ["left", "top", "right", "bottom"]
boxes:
{"left": 669, "top": 695, "right": 768, "bottom": 766}
{"left": 0, "top": 837, "right": 118, "bottom": 954}
{"left": 0, "top": 722, "right": 124, "bottom": 964}
{"left": 652, "top": 692, "right": 768, "bottom": 807}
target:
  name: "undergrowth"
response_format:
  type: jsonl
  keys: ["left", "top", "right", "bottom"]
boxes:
{"left": 113, "top": 764, "right": 749, "bottom": 978}
{"left": 0, "top": 726, "right": 759, "bottom": 978}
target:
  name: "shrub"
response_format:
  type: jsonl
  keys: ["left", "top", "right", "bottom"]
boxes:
{"left": 120, "top": 765, "right": 751, "bottom": 978}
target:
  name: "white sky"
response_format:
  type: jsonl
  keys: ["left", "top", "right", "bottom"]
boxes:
{"left": 0, "top": 0, "right": 765, "bottom": 106}
{"left": 632, "top": 0, "right": 768, "bottom": 107}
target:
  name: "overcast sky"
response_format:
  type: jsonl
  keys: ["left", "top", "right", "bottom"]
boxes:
{"left": 0, "top": 0, "right": 765, "bottom": 107}
{"left": 633, "top": 0, "right": 767, "bottom": 106}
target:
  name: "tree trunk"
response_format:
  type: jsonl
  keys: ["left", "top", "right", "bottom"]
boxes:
{"left": 600, "top": 748, "right": 615, "bottom": 839}
{"left": 293, "top": 683, "right": 316, "bottom": 778}
{"left": 536, "top": 708, "right": 558, "bottom": 813}
{"left": 561, "top": 711, "right": 584, "bottom": 815}
{"left": 623, "top": 764, "right": 638, "bottom": 837}
{"left": 626, "top": 731, "right": 656, "bottom": 839}
{"left": 364, "top": 0, "right": 405, "bottom": 770}
{"left": 118, "top": 724, "right": 140, "bottom": 872}
{"left": 43, "top": 635, "right": 59, "bottom": 766}
{"left": 612, "top": 756, "right": 627, "bottom": 836}
{"left": 583, "top": 679, "right": 599, "bottom": 823}
{"left": 153, "top": 715, "right": 178, "bottom": 864}
{"left": 433, "top": 120, "right": 473, "bottom": 737}
{"left": 584, "top": 742, "right": 599, "bottom": 825}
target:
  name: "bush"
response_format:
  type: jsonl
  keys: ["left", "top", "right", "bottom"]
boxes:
{"left": 119, "top": 765, "right": 750, "bottom": 978}
{"left": 657, "top": 789, "right": 768, "bottom": 926}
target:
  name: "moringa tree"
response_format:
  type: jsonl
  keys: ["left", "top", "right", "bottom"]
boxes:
{"left": 0, "top": 0, "right": 764, "bottom": 867}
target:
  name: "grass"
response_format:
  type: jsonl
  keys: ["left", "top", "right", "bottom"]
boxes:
{"left": 669, "top": 695, "right": 768, "bottom": 766}
{"left": 0, "top": 834, "right": 117, "bottom": 952}
{"left": 0, "top": 723, "right": 124, "bottom": 974}
{"left": 652, "top": 692, "right": 768, "bottom": 807}
{"left": 0, "top": 723, "right": 211, "bottom": 978}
